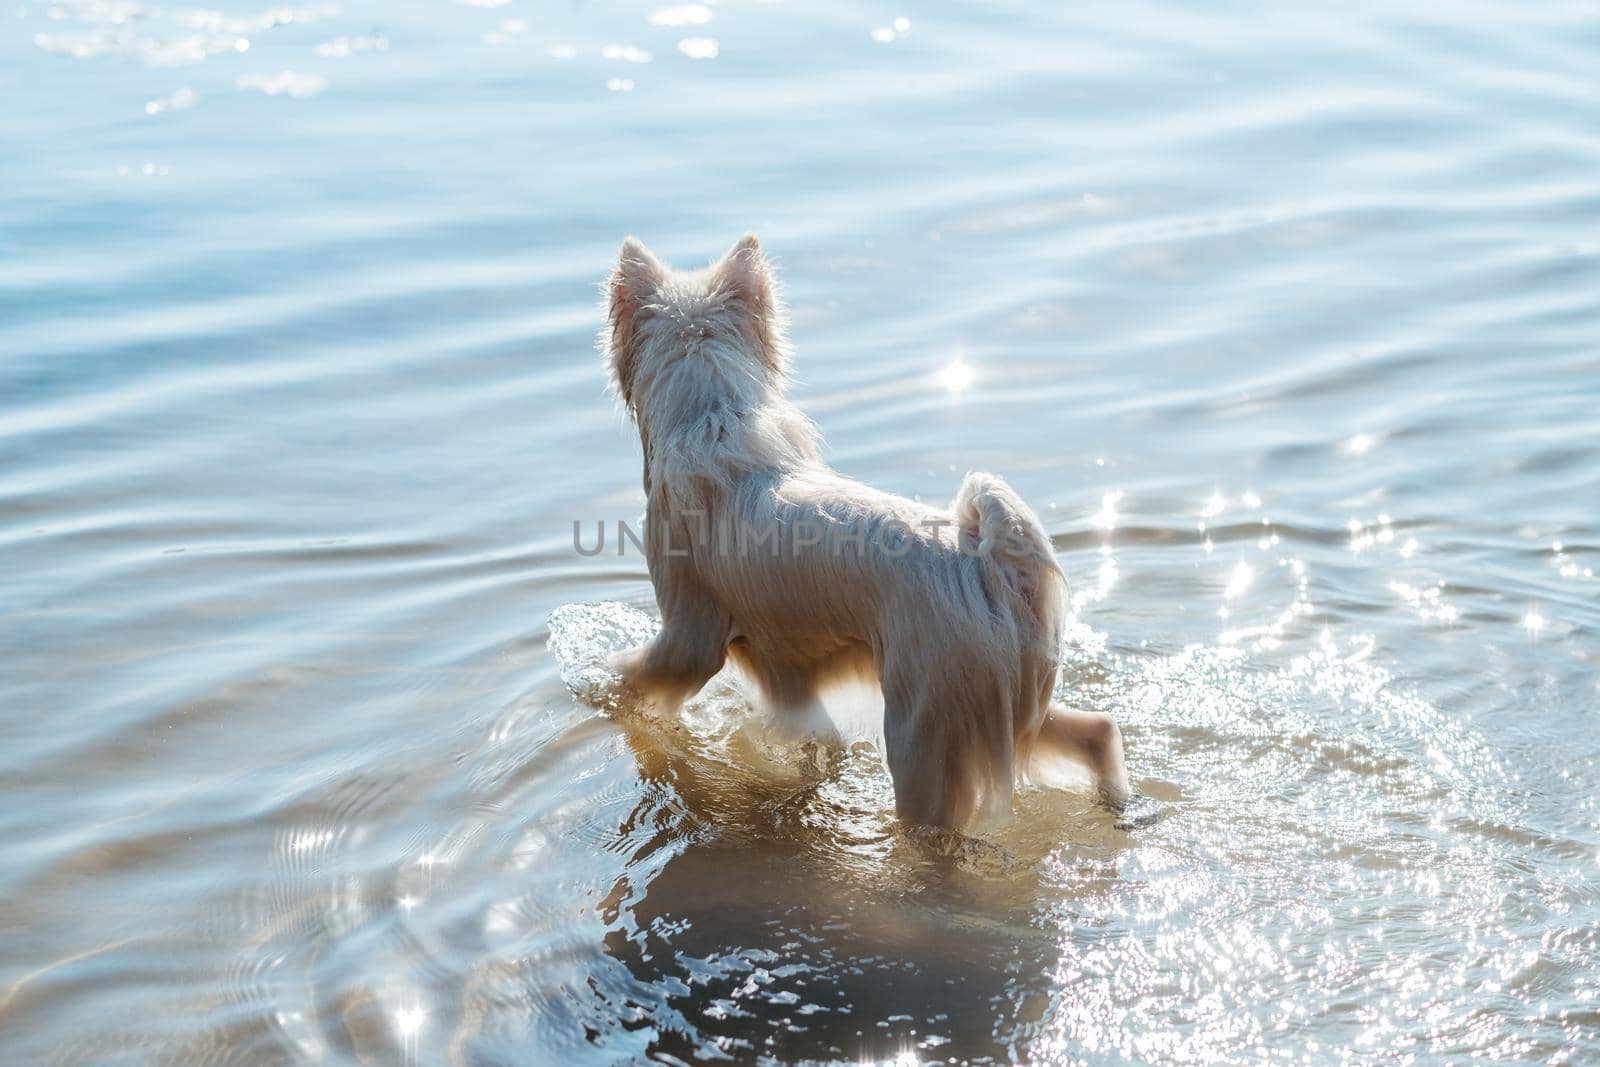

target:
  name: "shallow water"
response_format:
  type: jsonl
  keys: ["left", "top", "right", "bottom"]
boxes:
{"left": 4, "top": 0, "right": 1599, "bottom": 1063}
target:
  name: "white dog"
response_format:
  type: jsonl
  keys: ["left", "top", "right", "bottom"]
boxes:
{"left": 602, "top": 235, "right": 1128, "bottom": 830}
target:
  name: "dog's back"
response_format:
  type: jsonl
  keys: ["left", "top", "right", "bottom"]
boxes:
{"left": 672, "top": 463, "right": 1067, "bottom": 829}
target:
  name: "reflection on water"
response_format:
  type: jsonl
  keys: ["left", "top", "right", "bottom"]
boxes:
{"left": 3, "top": 0, "right": 1599, "bottom": 1062}
{"left": 937, "top": 359, "right": 975, "bottom": 394}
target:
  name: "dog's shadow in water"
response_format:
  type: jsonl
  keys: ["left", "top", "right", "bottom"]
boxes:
{"left": 589, "top": 674, "right": 1160, "bottom": 1063}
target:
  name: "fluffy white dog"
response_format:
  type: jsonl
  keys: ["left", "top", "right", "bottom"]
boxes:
{"left": 602, "top": 235, "right": 1128, "bottom": 830}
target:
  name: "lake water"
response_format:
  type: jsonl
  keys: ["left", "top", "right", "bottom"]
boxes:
{"left": 3, "top": 0, "right": 1599, "bottom": 1063}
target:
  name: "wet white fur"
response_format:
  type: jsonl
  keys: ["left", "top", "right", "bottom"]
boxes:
{"left": 601, "top": 235, "right": 1128, "bottom": 830}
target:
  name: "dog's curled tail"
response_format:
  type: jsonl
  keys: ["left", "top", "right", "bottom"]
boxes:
{"left": 954, "top": 472, "right": 1065, "bottom": 617}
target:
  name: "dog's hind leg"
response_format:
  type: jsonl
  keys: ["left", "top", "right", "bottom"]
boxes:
{"left": 882, "top": 701, "right": 965, "bottom": 830}
{"left": 1033, "top": 703, "right": 1129, "bottom": 808}
{"left": 879, "top": 661, "right": 1000, "bottom": 831}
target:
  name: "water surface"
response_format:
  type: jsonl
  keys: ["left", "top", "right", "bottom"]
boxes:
{"left": 3, "top": 0, "right": 1599, "bottom": 1062}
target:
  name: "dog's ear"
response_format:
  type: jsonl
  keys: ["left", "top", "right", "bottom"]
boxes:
{"left": 611, "top": 236, "right": 664, "bottom": 323}
{"left": 606, "top": 237, "right": 664, "bottom": 407}
{"left": 712, "top": 233, "right": 772, "bottom": 311}
{"left": 711, "top": 233, "right": 787, "bottom": 374}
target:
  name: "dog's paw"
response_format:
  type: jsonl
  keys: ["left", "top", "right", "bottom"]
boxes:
{"left": 1112, "top": 792, "right": 1166, "bottom": 831}
{"left": 1098, "top": 777, "right": 1131, "bottom": 811}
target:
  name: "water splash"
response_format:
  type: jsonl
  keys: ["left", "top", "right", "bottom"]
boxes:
{"left": 548, "top": 600, "right": 659, "bottom": 706}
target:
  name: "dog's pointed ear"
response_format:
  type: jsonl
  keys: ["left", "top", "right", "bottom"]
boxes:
{"left": 711, "top": 233, "right": 788, "bottom": 376}
{"left": 611, "top": 236, "right": 664, "bottom": 322}
{"left": 606, "top": 237, "right": 664, "bottom": 408}
{"left": 712, "top": 233, "right": 774, "bottom": 314}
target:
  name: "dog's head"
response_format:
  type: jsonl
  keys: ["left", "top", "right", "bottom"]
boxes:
{"left": 602, "top": 234, "right": 789, "bottom": 420}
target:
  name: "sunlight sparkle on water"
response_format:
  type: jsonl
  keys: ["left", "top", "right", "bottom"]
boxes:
{"left": 937, "top": 359, "right": 973, "bottom": 392}
{"left": 601, "top": 44, "right": 652, "bottom": 63}
{"left": 144, "top": 87, "right": 197, "bottom": 115}
{"left": 1345, "top": 432, "right": 1377, "bottom": 455}
{"left": 1090, "top": 490, "right": 1124, "bottom": 531}
{"left": 1097, "top": 556, "right": 1119, "bottom": 598}
{"left": 236, "top": 71, "right": 327, "bottom": 97}
{"left": 678, "top": 37, "right": 719, "bottom": 59}
{"left": 1225, "top": 562, "right": 1254, "bottom": 600}
{"left": 394, "top": 1005, "right": 426, "bottom": 1039}
{"left": 649, "top": 3, "right": 712, "bottom": 27}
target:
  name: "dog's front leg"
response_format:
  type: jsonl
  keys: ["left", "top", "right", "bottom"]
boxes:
{"left": 610, "top": 503, "right": 732, "bottom": 713}
{"left": 609, "top": 625, "right": 728, "bottom": 714}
